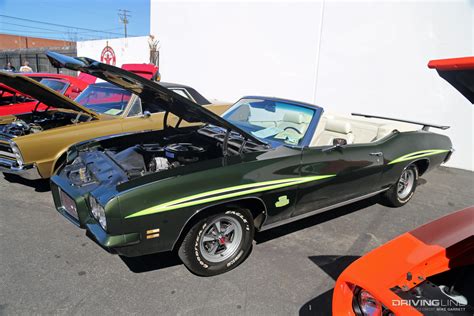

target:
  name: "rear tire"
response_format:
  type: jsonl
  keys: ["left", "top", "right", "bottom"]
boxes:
{"left": 380, "top": 164, "right": 418, "bottom": 207}
{"left": 178, "top": 207, "right": 254, "bottom": 276}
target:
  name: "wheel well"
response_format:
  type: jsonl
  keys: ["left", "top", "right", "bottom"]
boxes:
{"left": 172, "top": 198, "right": 267, "bottom": 251}
{"left": 413, "top": 159, "right": 429, "bottom": 176}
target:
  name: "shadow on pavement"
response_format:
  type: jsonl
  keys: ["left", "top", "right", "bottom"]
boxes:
{"left": 120, "top": 251, "right": 183, "bottom": 273}
{"left": 299, "top": 255, "right": 361, "bottom": 316}
{"left": 3, "top": 174, "right": 51, "bottom": 192}
{"left": 255, "top": 197, "right": 378, "bottom": 244}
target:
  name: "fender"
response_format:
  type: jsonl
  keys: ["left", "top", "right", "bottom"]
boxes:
{"left": 171, "top": 196, "right": 268, "bottom": 250}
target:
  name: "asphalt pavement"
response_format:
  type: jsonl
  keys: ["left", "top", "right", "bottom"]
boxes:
{"left": 0, "top": 166, "right": 473, "bottom": 316}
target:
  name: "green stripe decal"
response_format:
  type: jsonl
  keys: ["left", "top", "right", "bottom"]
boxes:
{"left": 388, "top": 149, "right": 449, "bottom": 165}
{"left": 125, "top": 175, "right": 336, "bottom": 218}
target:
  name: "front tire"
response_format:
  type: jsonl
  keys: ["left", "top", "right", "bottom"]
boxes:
{"left": 380, "top": 164, "right": 418, "bottom": 207}
{"left": 178, "top": 207, "right": 254, "bottom": 276}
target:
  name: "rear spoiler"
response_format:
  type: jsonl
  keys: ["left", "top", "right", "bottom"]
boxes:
{"left": 351, "top": 113, "right": 450, "bottom": 131}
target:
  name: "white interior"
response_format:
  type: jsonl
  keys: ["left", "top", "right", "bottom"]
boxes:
{"left": 310, "top": 113, "right": 417, "bottom": 146}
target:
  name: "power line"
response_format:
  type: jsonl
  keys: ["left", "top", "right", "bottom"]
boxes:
{"left": 1, "top": 21, "right": 122, "bottom": 35}
{"left": 0, "top": 14, "right": 136, "bottom": 37}
{"left": 118, "top": 9, "right": 131, "bottom": 38}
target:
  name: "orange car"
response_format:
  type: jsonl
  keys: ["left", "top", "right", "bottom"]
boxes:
{"left": 332, "top": 206, "right": 473, "bottom": 315}
{"left": 333, "top": 57, "right": 474, "bottom": 315}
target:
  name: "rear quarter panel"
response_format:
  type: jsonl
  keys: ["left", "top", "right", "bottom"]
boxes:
{"left": 378, "top": 131, "right": 452, "bottom": 188}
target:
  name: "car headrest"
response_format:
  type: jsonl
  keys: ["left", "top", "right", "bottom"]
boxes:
{"left": 325, "top": 119, "right": 352, "bottom": 134}
{"left": 283, "top": 112, "right": 304, "bottom": 124}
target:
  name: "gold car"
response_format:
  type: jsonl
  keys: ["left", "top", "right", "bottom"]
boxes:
{"left": 0, "top": 70, "right": 230, "bottom": 180}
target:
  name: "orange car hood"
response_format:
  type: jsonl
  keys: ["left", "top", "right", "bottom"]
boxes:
{"left": 340, "top": 207, "right": 474, "bottom": 293}
{"left": 428, "top": 56, "right": 474, "bottom": 103}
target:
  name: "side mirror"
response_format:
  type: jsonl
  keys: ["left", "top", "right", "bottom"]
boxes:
{"left": 71, "top": 86, "right": 81, "bottom": 93}
{"left": 141, "top": 110, "right": 151, "bottom": 118}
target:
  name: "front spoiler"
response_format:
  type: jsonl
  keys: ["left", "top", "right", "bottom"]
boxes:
{"left": 0, "top": 159, "right": 42, "bottom": 180}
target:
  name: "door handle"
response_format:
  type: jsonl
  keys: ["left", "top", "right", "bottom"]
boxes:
{"left": 369, "top": 152, "right": 383, "bottom": 157}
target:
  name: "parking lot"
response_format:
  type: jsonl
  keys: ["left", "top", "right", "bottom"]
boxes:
{"left": 0, "top": 166, "right": 473, "bottom": 315}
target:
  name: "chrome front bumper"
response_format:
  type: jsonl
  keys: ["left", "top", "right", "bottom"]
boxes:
{"left": 0, "top": 158, "right": 42, "bottom": 180}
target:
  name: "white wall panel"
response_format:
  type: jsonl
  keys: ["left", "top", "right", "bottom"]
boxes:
{"left": 77, "top": 36, "right": 150, "bottom": 67}
{"left": 151, "top": 1, "right": 473, "bottom": 169}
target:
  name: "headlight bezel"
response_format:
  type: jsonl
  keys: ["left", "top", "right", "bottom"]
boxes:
{"left": 9, "top": 140, "right": 24, "bottom": 167}
{"left": 88, "top": 195, "right": 107, "bottom": 231}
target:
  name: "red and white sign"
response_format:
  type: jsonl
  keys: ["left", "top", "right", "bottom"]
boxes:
{"left": 100, "top": 45, "right": 116, "bottom": 65}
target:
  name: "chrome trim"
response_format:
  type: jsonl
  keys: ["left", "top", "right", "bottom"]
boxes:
{"left": 259, "top": 188, "right": 389, "bottom": 231}
{"left": 0, "top": 159, "right": 42, "bottom": 180}
{"left": 0, "top": 151, "right": 15, "bottom": 158}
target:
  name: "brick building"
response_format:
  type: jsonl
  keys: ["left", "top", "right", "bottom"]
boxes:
{"left": 0, "top": 33, "right": 77, "bottom": 75}
{"left": 0, "top": 34, "right": 75, "bottom": 50}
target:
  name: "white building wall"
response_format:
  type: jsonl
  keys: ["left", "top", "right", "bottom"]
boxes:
{"left": 151, "top": 0, "right": 473, "bottom": 170}
{"left": 77, "top": 36, "right": 150, "bottom": 67}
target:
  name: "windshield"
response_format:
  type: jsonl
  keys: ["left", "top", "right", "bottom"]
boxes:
{"left": 222, "top": 98, "right": 316, "bottom": 146}
{"left": 75, "top": 84, "right": 132, "bottom": 116}
{"left": 40, "top": 78, "right": 69, "bottom": 94}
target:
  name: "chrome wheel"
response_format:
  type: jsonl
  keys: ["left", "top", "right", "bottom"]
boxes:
{"left": 397, "top": 168, "right": 415, "bottom": 200}
{"left": 199, "top": 215, "right": 243, "bottom": 263}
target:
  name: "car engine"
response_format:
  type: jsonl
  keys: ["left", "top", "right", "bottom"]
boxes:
{"left": 111, "top": 142, "right": 208, "bottom": 178}
{"left": 0, "top": 119, "right": 43, "bottom": 136}
{"left": 0, "top": 111, "right": 91, "bottom": 137}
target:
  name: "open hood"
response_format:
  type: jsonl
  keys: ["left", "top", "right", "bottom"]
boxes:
{"left": 46, "top": 51, "right": 264, "bottom": 145}
{"left": 428, "top": 56, "right": 474, "bottom": 104}
{"left": 0, "top": 72, "right": 99, "bottom": 118}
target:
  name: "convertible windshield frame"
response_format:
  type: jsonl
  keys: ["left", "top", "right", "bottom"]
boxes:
{"left": 222, "top": 96, "right": 323, "bottom": 148}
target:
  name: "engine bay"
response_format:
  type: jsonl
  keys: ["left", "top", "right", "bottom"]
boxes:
{"left": 107, "top": 132, "right": 223, "bottom": 179}
{"left": 0, "top": 111, "right": 92, "bottom": 137}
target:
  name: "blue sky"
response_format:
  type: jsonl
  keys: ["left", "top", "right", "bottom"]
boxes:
{"left": 0, "top": 0, "right": 150, "bottom": 40}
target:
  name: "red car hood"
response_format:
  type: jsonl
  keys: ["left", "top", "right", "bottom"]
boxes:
{"left": 121, "top": 63, "right": 158, "bottom": 80}
{"left": 428, "top": 56, "right": 474, "bottom": 103}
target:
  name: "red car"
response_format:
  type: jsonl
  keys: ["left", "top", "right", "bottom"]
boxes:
{"left": 0, "top": 73, "right": 91, "bottom": 116}
{"left": 332, "top": 57, "right": 474, "bottom": 315}
{"left": 0, "top": 63, "right": 157, "bottom": 116}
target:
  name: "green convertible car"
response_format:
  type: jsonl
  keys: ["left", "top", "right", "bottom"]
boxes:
{"left": 50, "top": 53, "right": 453, "bottom": 276}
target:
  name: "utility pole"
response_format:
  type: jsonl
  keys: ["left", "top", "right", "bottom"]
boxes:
{"left": 118, "top": 9, "right": 131, "bottom": 38}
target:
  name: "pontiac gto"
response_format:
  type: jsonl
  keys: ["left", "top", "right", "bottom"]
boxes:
{"left": 50, "top": 53, "right": 453, "bottom": 276}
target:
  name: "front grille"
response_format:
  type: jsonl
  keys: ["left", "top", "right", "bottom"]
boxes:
{"left": 0, "top": 138, "right": 16, "bottom": 165}
{"left": 59, "top": 189, "right": 78, "bottom": 220}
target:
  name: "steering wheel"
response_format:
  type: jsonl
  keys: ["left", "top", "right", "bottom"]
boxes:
{"left": 283, "top": 126, "right": 302, "bottom": 134}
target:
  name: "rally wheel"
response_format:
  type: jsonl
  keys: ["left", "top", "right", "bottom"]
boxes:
{"left": 178, "top": 208, "right": 254, "bottom": 276}
{"left": 380, "top": 164, "right": 418, "bottom": 207}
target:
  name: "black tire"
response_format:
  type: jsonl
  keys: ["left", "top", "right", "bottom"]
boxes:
{"left": 380, "top": 164, "right": 419, "bottom": 207}
{"left": 178, "top": 207, "right": 254, "bottom": 276}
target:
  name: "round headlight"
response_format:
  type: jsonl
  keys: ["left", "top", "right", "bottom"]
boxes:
{"left": 358, "top": 290, "right": 382, "bottom": 316}
{"left": 88, "top": 195, "right": 107, "bottom": 230}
